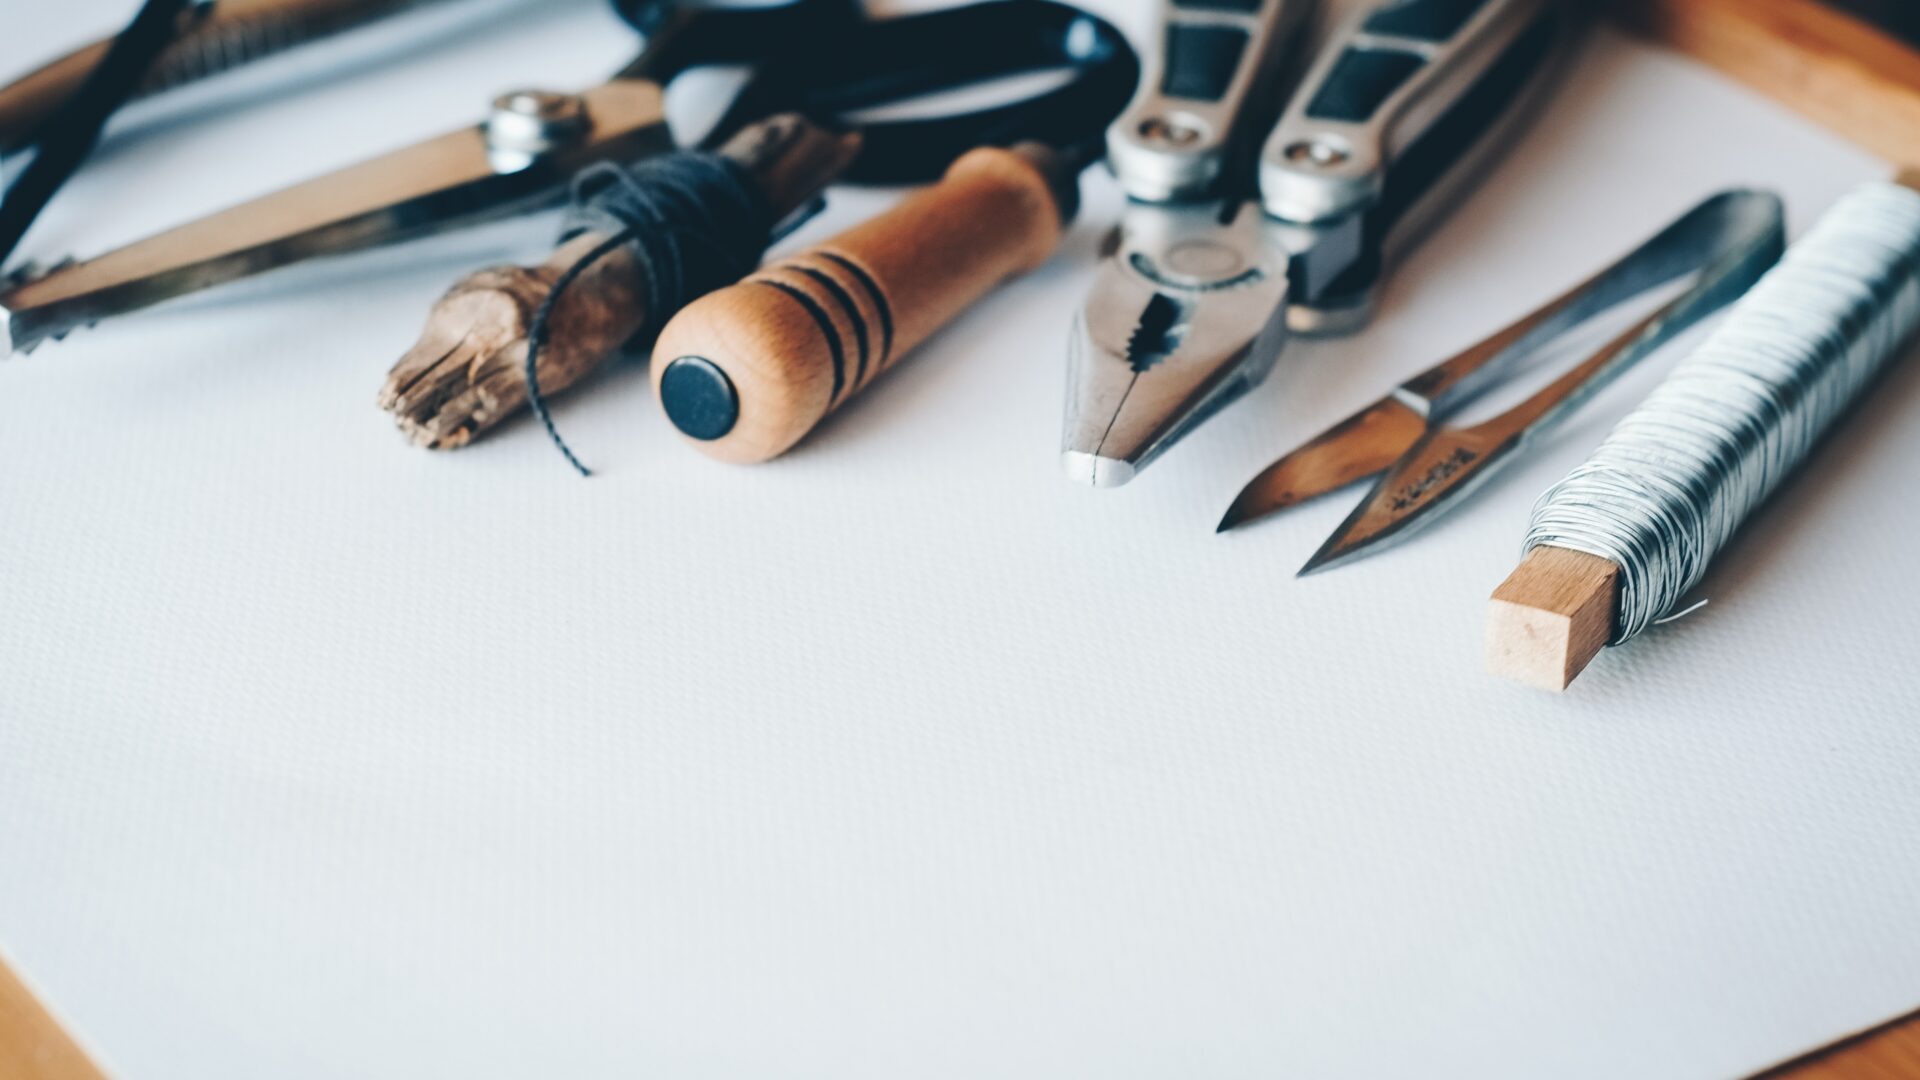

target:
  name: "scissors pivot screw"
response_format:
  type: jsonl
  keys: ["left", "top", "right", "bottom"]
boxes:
{"left": 485, "top": 90, "right": 590, "bottom": 173}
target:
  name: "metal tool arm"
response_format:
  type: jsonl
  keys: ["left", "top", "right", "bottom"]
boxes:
{"left": 1260, "top": 0, "right": 1553, "bottom": 223}
{"left": 1261, "top": 0, "right": 1561, "bottom": 320}
{"left": 1105, "top": 0, "right": 1311, "bottom": 203}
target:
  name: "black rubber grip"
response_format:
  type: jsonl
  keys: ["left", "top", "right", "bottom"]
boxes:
{"left": 1363, "top": 0, "right": 1488, "bottom": 41}
{"left": 1161, "top": 23, "right": 1249, "bottom": 102}
{"left": 1303, "top": 47, "right": 1425, "bottom": 123}
{"left": 1172, "top": 0, "right": 1262, "bottom": 12}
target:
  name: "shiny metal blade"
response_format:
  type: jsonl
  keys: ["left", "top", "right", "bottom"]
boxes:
{"left": 1061, "top": 201, "right": 1291, "bottom": 487}
{"left": 1295, "top": 188, "right": 1787, "bottom": 572}
{"left": 0, "top": 0, "right": 483, "bottom": 151}
{"left": 1, "top": 77, "right": 668, "bottom": 354}
{"left": 1298, "top": 426, "right": 1517, "bottom": 576}
{"left": 1217, "top": 395, "right": 1428, "bottom": 532}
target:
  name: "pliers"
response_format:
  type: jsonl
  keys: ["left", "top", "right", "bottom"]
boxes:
{"left": 1063, "top": 0, "right": 1567, "bottom": 487}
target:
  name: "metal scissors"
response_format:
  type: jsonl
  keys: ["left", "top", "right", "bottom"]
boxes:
{"left": 0, "top": 0, "right": 485, "bottom": 154}
{"left": 0, "top": 0, "right": 1139, "bottom": 354}
{"left": 1217, "top": 188, "right": 1786, "bottom": 573}
{"left": 1061, "top": 0, "right": 1568, "bottom": 487}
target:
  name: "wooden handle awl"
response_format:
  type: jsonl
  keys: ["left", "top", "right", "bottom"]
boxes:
{"left": 650, "top": 144, "right": 1072, "bottom": 463}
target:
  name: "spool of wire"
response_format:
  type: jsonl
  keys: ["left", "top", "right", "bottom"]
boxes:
{"left": 1523, "top": 179, "right": 1920, "bottom": 643}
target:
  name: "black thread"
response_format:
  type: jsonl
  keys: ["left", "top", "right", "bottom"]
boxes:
{"left": 522, "top": 152, "right": 774, "bottom": 476}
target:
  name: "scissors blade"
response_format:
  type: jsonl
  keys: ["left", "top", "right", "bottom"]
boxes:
{"left": 1216, "top": 393, "right": 1429, "bottom": 532}
{"left": 1298, "top": 424, "right": 1517, "bottom": 576}
{"left": 1, "top": 77, "right": 668, "bottom": 355}
{"left": 0, "top": 0, "right": 479, "bottom": 152}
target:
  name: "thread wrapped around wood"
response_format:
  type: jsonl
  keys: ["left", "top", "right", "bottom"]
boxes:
{"left": 522, "top": 153, "right": 775, "bottom": 475}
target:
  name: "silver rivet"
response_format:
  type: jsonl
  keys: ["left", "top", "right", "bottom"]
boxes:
{"left": 1285, "top": 139, "right": 1349, "bottom": 168}
{"left": 1139, "top": 116, "right": 1202, "bottom": 148}
{"left": 485, "top": 90, "right": 589, "bottom": 173}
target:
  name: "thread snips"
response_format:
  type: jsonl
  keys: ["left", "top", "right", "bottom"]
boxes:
{"left": 1063, "top": 0, "right": 1569, "bottom": 487}
{"left": 1216, "top": 188, "right": 1787, "bottom": 574}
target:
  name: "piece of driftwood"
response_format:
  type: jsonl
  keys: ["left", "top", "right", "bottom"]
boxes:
{"left": 378, "top": 115, "right": 860, "bottom": 449}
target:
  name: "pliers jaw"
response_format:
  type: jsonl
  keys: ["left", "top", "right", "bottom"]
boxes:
{"left": 1061, "top": 201, "right": 1291, "bottom": 487}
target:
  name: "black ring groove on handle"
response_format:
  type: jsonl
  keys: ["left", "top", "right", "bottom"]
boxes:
{"left": 794, "top": 265, "right": 872, "bottom": 389}
{"left": 751, "top": 279, "right": 849, "bottom": 404}
{"left": 817, "top": 253, "right": 893, "bottom": 370}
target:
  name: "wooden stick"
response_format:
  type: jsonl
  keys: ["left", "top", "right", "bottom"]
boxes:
{"left": 377, "top": 115, "right": 860, "bottom": 450}
{"left": 1613, "top": 0, "right": 1920, "bottom": 165}
{"left": 1486, "top": 546, "right": 1622, "bottom": 691}
{"left": 649, "top": 143, "right": 1073, "bottom": 464}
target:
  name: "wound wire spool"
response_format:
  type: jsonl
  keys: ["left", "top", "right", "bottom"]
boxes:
{"left": 1522, "top": 179, "right": 1920, "bottom": 644}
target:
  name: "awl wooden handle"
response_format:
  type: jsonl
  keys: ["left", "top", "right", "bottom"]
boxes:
{"left": 650, "top": 144, "right": 1070, "bottom": 463}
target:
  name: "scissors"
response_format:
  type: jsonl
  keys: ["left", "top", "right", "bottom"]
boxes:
{"left": 1218, "top": 188, "right": 1786, "bottom": 574}
{"left": 0, "top": 1, "right": 486, "bottom": 153}
{"left": 1061, "top": 0, "right": 1569, "bottom": 487}
{"left": 0, "top": 0, "right": 1139, "bottom": 354}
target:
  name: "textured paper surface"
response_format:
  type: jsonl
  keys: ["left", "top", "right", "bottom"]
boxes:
{"left": 2, "top": 2, "right": 1917, "bottom": 1077}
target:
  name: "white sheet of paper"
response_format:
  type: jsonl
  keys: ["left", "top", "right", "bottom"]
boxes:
{"left": 2, "top": 2, "right": 1917, "bottom": 1077}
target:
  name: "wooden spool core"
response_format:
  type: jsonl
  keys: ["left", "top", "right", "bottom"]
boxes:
{"left": 1486, "top": 546, "right": 1623, "bottom": 691}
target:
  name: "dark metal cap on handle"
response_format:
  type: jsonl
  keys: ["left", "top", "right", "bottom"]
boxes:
{"left": 658, "top": 356, "right": 739, "bottom": 440}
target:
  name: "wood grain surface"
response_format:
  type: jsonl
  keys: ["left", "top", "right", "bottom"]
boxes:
{"left": 6, "top": 2, "right": 1919, "bottom": 1076}
{"left": 1614, "top": 0, "right": 1920, "bottom": 165}
{"left": 2, "top": 939, "right": 1913, "bottom": 1077}
{"left": 0, "top": 952, "right": 104, "bottom": 1080}
{"left": 1758, "top": 1008, "right": 1920, "bottom": 1078}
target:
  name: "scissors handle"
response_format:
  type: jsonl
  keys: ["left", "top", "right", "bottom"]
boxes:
{"left": 679, "top": 0, "right": 1141, "bottom": 184}
{"left": 1404, "top": 189, "right": 1790, "bottom": 418}
{"left": 1464, "top": 193, "right": 1786, "bottom": 451}
{"left": 0, "top": 0, "right": 1136, "bottom": 354}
